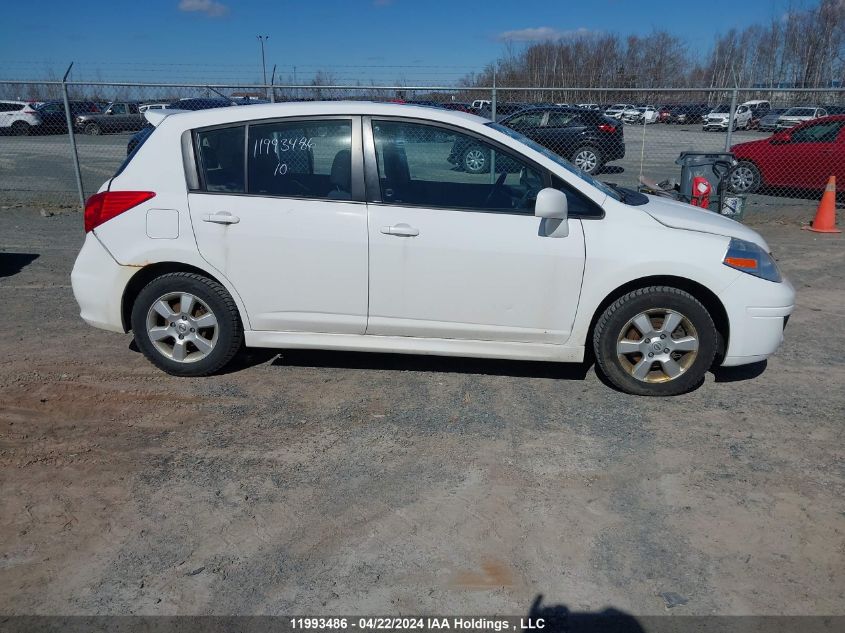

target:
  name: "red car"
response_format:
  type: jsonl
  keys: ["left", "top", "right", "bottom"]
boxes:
{"left": 729, "top": 115, "right": 845, "bottom": 193}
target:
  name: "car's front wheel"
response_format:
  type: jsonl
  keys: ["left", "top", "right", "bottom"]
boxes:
{"left": 131, "top": 272, "right": 243, "bottom": 376}
{"left": 572, "top": 146, "right": 603, "bottom": 175}
{"left": 85, "top": 123, "right": 101, "bottom": 136}
{"left": 728, "top": 161, "right": 762, "bottom": 193}
{"left": 593, "top": 287, "right": 717, "bottom": 396}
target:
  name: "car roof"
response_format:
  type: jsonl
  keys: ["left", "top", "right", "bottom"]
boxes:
{"left": 151, "top": 100, "right": 487, "bottom": 128}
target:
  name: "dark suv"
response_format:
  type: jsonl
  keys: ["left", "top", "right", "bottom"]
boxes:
{"left": 449, "top": 106, "right": 625, "bottom": 175}
{"left": 34, "top": 101, "right": 101, "bottom": 134}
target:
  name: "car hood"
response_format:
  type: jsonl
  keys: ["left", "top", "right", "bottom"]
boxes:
{"left": 707, "top": 112, "right": 730, "bottom": 119}
{"left": 640, "top": 194, "right": 769, "bottom": 250}
{"left": 779, "top": 115, "right": 809, "bottom": 122}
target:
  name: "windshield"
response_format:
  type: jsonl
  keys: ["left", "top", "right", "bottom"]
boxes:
{"left": 712, "top": 104, "right": 730, "bottom": 113}
{"left": 487, "top": 122, "right": 621, "bottom": 201}
{"left": 785, "top": 107, "right": 814, "bottom": 116}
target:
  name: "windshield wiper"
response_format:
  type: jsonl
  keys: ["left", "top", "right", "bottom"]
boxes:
{"left": 603, "top": 182, "right": 649, "bottom": 206}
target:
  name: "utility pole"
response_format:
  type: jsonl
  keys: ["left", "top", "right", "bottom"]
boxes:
{"left": 257, "top": 35, "right": 269, "bottom": 93}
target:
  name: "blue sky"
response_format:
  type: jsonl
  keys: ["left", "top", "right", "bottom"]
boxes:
{"left": 0, "top": 0, "right": 817, "bottom": 84}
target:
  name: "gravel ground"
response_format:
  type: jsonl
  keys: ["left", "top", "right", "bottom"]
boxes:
{"left": 0, "top": 207, "right": 843, "bottom": 617}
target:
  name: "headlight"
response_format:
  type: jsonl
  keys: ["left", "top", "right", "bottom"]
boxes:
{"left": 723, "top": 238, "right": 782, "bottom": 282}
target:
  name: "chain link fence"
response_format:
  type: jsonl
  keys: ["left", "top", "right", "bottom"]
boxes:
{"left": 1, "top": 81, "right": 843, "bottom": 219}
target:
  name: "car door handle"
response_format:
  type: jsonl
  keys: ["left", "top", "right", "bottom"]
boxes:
{"left": 202, "top": 212, "right": 240, "bottom": 225}
{"left": 380, "top": 223, "right": 419, "bottom": 237}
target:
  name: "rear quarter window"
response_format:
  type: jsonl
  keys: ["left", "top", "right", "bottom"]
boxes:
{"left": 195, "top": 126, "right": 246, "bottom": 193}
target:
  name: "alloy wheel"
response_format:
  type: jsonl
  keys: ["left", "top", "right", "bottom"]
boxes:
{"left": 615, "top": 308, "right": 699, "bottom": 383}
{"left": 573, "top": 149, "right": 598, "bottom": 173}
{"left": 145, "top": 292, "right": 219, "bottom": 363}
{"left": 464, "top": 148, "right": 487, "bottom": 173}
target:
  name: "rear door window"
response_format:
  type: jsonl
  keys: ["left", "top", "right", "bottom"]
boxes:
{"left": 247, "top": 119, "right": 352, "bottom": 200}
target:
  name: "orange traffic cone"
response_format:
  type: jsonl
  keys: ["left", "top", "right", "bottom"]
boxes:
{"left": 803, "top": 176, "right": 841, "bottom": 234}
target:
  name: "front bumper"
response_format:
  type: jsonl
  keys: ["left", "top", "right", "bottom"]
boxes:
{"left": 703, "top": 118, "right": 729, "bottom": 129}
{"left": 718, "top": 273, "right": 796, "bottom": 366}
{"left": 71, "top": 232, "right": 136, "bottom": 333}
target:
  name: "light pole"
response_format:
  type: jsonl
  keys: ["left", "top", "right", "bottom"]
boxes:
{"left": 257, "top": 35, "right": 269, "bottom": 89}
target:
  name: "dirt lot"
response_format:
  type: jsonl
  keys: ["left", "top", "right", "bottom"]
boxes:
{"left": 0, "top": 207, "right": 843, "bottom": 617}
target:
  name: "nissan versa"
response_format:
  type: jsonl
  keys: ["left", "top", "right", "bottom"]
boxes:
{"left": 71, "top": 103, "right": 794, "bottom": 396}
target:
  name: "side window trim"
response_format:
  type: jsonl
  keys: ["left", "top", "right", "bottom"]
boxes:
{"left": 363, "top": 115, "right": 553, "bottom": 213}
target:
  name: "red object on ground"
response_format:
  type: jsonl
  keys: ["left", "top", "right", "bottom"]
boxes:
{"left": 803, "top": 175, "right": 841, "bottom": 233}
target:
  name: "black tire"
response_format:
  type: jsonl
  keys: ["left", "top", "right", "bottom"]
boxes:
{"left": 592, "top": 286, "right": 717, "bottom": 396}
{"left": 11, "top": 121, "right": 30, "bottom": 136}
{"left": 85, "top": 123, "right": 101, "bottom": 136}
{"left": 462, "top": 145, "right": 489, "bottom": 174}
{"left": 571, "top": 145, "right": 603, "bottom": 175}
{"left": 728, "top": 161, "right": 762, "bottom": 194}
{"left": 131, "top": 272, "right": 243, "bottom": 377}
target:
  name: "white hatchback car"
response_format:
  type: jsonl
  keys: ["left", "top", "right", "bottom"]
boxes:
{"left": 72, "top": 102, "right": 794, "bottom": 396}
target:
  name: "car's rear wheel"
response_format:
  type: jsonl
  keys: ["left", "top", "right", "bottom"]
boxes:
{"left": 11, "top": 121, "right": 30, "bottom": 136}
{"left": 572, "top": 146, "right": 603, "bottom": 175}
{"left": 462, "top": 145, "right": 489, "bottom": 174}
{"left": 85, "top": 123, "right": 101, "bottom": 136}
{"left": 593, "top": 287, "right": 717, "bottom": 396}
{"left": 728, "top": 161, "right": 762, "bottom": 193}
{"left": 131, "top": 272, "right": 243, "bottom": 377}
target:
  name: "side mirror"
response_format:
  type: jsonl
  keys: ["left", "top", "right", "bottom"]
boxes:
{"left": 535, "top": 187, "right": 568, "bottom": 219}
{"left": 535, "top": 188, "right": 569, "bottom": 238}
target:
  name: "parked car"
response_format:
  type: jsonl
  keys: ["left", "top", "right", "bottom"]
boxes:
{"left": 74, "top": 101, "right": 145, "bottom": 135}
{"left": 776, "top": 106, "right": 828, "bottom": 129}
{"left": 34, "top": 100, "right": 101, "bottom": 133}
{"left": 743, "top": 100, "right": 771, "bottom": 128}
{"left": 757, "top": 108, "right": 788, "bottom": 132}
{"left": 71, "top": 101, "right": 794, "bottom": 396}
{"left": 0, "top": 100, "right": 42, "bottom": 135}
{"left": 665, "top": 104, "right": 709, "bottom": 124}
{"left": 703, "top": 103, "right": 752, "bottom": 131}
{"left": 449, "top": 106, "right": 625, "bottom": 175}
{"left": 576, "top": 103, "right": 601, "bottom": 110}
{"left": 622, "top": 105, "right": 658, "bottom": 124}
{"left": 471, "top": 99, "right": 491, "bottom": 110}
{"left": 657, "top": 104, "right": 676, "bottom": 123}
{"left": 729, "top": 115, "right": 845, "bottom": 194}
{"left": 605, "top": 103, "right": 635, "bottom": 119}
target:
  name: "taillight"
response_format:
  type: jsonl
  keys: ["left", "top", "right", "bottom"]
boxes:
{"left": 598, "top": 123, "right": 617, "bottom": 133}
{"left": 84, "top": 191, "right": 155, "bottom": 233}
